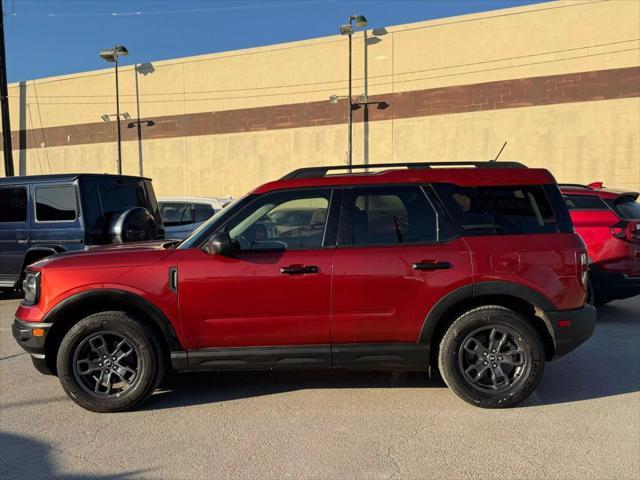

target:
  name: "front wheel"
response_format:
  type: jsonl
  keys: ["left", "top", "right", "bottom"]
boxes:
{"left": 56, "top": 311, "right": 164, "bottom": 413}
{"left": 438, "top": 306, "right": 545, "bottom": 408}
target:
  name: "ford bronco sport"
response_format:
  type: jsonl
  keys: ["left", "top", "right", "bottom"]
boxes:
{"left": 12, "top": 162, "right": 596, "bottom": 412}
{"left": 561, "top": 182, "right": 640, "bottom": 304}
{"left": 0, "top": 173, "right": 164, "bottom": 290}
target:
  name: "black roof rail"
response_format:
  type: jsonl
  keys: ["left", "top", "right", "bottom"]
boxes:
{"left": 281, "top": 161, "right": 527, "bottom": 180}
{"left": 558, "top": 183, "right": 592, "bottom": 189}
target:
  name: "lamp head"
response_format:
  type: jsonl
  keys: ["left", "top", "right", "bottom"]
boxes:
{"left": 338, "top": 24, "right": 353, "bottom": 36}
{"left": 350, "top": 15, "right": 367, "bottom": 27}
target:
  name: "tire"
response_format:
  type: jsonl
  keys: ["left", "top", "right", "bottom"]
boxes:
{"left": 56, "top": 311, "right": 165, "bottom": 413}
{"left": 438, "top": 305, "right": 545, "bottom": 409}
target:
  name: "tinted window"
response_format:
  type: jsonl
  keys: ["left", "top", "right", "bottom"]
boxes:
{"left": 612, "top": 196, "right": 640, "bottom": 220}
{"left": 35, "top": 186, "right": 77, "bottom": 221}
{"left": 99, "top": 186, "right": 144, "bottom": 215}
{"left": 340, "top": 186, "right": 438, "bottom": 245}
{"left": 434, "top": 183, "right": 558, "bottom": 235}
{"left": 160, "top": 202, "right": 216, "bottom": 226}
{"left": 0, "top": 187, "right": 27, "bottom": 222}
{"left": 193, "top": 204, "right": 215, "bottom": 222}
{"left": 565, "top": 195, "right": 608, "bottom": 210}
{"left": 224, "top": 190, "right": 331, "bottom": 251}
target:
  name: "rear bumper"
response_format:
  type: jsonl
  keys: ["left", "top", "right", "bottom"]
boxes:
{"left": 591, "top": 265, "right": 640, "bottom": 303}
{"left": 12, "top": 318, "right": 50, "bottom": 359}
{"left": 545, "top": 304, "right": 597, "bottom": 360}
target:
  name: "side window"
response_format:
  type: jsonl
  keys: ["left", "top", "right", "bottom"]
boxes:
{"left": 193, "top": 203, "right": 215, "bottom": 223}
{"left": 0, "top": 186, "right": 27, "bottom": 222}
{"left": 565, "top": 195, "right": 608, "bottom": 210}
{"left": 35, "top": 185, "right": 77, "bottom": 222}
{"left": 225, "top": 190, "right": 331, "bottom": 251}
{"left": 433, "top": 183, "right": 558, "bottom": 235}
{"left": 339, "top": 186, "right": 438, "bottom": 246}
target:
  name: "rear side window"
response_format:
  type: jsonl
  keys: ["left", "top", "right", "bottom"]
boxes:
{"left": 433, "top": 183, "right": 558, "bottom": 235}
{"left": 565, "top": 195, "right": 608, "bottom": 210}
{"left": 35, "top": 185, "right": 77, "bottom": 222}
{"left": 339, "top": 186, "right": 443, "bottom": 245}
{"left": 0, "top": 186, "right": 27, "bottom": 222}
{"left": 611, "top": 196, "right": 640, "bottom": 220}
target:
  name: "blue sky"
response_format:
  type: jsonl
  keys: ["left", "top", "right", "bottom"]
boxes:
{"left": 4, "top": 0, "right": 547, "bottom": 82}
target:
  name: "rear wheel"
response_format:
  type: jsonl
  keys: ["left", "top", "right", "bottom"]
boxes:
{"left": 56, "top": 311, "right": 164, "bottom": 412}
{"left": 438, "top": 305, "right": 544, "bottom": 408}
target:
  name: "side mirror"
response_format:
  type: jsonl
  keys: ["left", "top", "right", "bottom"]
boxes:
{"left": 208, "top": 232, "right": 234, "bottom": 256}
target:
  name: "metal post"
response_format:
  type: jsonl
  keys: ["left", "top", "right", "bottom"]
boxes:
{"left": 0, "top": 1, "right": 14, "bottom": 177}
{"left": 347, "top": 32, "right": 353, "bottom": 169}
{"left": 115, "top": 59, "right": 122, "bottom": 175}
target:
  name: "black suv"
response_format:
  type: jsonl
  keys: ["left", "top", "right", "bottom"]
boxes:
{"left": 0, "top": 174, "right": 164, "bottom": 290}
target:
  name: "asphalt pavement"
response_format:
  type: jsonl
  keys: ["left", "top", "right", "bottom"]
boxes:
{"left": 1, "top": 293, "right": 638, "bottom": 480}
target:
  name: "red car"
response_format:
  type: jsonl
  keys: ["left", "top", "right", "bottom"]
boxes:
{"left": 13, "top": 162, "right": 596, "bottom": 412}
{"left": 561, "top": 183, "right": 640, "bottom": 304}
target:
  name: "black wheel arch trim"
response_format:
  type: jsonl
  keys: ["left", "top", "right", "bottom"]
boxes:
{"left": 418, "top": 281, "right": 556, "bottom": 344}
{"left": 22, "top": 245, "right": 65, "bottom": 270}
{"left": 42, "top": 289, "right": 183, "bottom": 351}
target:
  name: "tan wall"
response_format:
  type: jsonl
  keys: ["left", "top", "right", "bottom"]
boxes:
{"left": 3, "top": 0, "right": 640, "bottom": 195}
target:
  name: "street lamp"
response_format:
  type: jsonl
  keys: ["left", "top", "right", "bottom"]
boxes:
{"left": 99, "top": 44, "right": 129, "bottom": 175}
{"left": 337, "top": 15, "right": 367, "bottom": 168}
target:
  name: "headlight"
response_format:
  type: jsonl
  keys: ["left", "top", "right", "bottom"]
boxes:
{"left": 22, "top": 271, "right": 41, "bottom": 305}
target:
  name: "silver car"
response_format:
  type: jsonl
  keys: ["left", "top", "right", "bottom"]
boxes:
{"left": 159, "top": 196, "right": 233, "bottom": 239}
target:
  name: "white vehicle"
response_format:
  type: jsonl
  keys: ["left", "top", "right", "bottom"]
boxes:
{"left": 159, "top": 196, "right": 233, "bottom": 239}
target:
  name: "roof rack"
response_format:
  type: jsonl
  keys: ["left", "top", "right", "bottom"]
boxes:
{"left": 281, "top": 161, "right": 527, "bottom": 180}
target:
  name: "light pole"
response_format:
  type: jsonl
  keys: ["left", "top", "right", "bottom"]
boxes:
{"left": 99, "top": 45, "right": 129, "bottom": 175}
{"left": 338, "top": 15, "right": 367, "bottom": 168}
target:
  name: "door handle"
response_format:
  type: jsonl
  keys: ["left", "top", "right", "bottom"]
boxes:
{"left": 280, "top": 264, "right": 319, "bottom": 275}
{"left": 412, "top": 260, "right": 452, "bottom": 271}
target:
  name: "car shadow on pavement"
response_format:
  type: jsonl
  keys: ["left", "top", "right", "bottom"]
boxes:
{"left": 0, "top": 431, "right": 152, "bottom": 480}
{"left": 0, "top": 290, "right": 22, "bottom": 301}
{"left": 145, "top": 299, "right": 639, "bottom": 412}
{"left": 524, "top": 298, "right": 640, "bottom": 407}
{"left": 144, "top": 369, "right": 446, "bottom": 411}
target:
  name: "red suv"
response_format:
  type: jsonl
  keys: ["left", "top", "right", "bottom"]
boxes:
{"left": 561, "top": 183, "right": 640, "bottom": 304}
{"left": 13, "top": 162, "right": 596, "bottom": 412}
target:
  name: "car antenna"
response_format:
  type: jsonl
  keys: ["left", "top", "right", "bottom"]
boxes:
{"left": 491, "top": 141, "right": 508, "bottom": 162}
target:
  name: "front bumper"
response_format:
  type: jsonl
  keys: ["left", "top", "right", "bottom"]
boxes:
{"left": 545, "top": 304, "right": 597, "bottom": 360}
{"left": 12, "top": 318, "right": 51, "bottom": 358}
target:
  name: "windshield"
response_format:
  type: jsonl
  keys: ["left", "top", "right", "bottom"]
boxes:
{"left": 178, "top": 195, "right": 247, "bottom": 248}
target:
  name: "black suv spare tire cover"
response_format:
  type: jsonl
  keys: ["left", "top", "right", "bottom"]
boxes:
{"left": 109, "top": 207, "right": 158, "bottom": 243}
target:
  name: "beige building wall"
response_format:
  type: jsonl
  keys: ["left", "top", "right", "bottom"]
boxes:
{"left": 2, "top": 0, "right": 639, "bottom": 196}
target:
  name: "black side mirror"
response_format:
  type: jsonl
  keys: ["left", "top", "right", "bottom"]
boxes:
{"left": 208, "top": 232, "right": 234, "bottom": 256}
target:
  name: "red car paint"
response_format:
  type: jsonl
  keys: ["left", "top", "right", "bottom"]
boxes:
{"left": 16, "top": 165, "right": 593, "bottom": 367}
{"left": 561, "top": 183, "right": 640, "bottom": 303}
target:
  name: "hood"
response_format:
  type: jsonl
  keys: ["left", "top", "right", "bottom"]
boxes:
{"left": 29, "top": 240, "right": 178, "bottom": 271}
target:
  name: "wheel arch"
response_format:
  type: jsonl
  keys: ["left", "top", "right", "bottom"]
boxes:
{"left": 43, "top": 289, "right": 182, "bottom": 374}
{"left": 22, "top": 245, "right": 64, "bottom": 272}
{"left": 420, "top": 282, "right": 556, "bottom": 363}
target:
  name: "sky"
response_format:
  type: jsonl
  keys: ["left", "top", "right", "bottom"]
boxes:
{"left": 4, "top": 0, "right": 547, "bottom": 83}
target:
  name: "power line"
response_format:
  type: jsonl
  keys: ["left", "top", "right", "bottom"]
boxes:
{"left": 14, "top": 47, "right": 639, "bottom": 106}
{"left": 7, "top": 0, "right": 610, "bottom": 87}
{"left": 8, "top": 38, "right": 639, "bottom": 99}
{"left": 7, "top": 0, "right": 335, "bottom": 18}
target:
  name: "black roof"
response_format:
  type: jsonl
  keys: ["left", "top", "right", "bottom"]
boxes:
{"left": 0, "top": 173, "right": 150, "bottom": 185}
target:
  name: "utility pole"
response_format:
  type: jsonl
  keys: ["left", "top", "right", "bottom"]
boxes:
{"left": 0, "top": 0, "right": 15, "bottom": 177}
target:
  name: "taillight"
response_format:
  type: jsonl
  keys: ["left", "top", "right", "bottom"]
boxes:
{"left": 577, "top": 251, "right": 589, "bottom": 291}
{"left": 611, "top": 220, "right": 640, "bottom": 243}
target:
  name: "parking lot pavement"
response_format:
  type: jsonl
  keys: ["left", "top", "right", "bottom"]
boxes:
{"left": 1, "top": 295, "right": 638, "bottom": 480}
